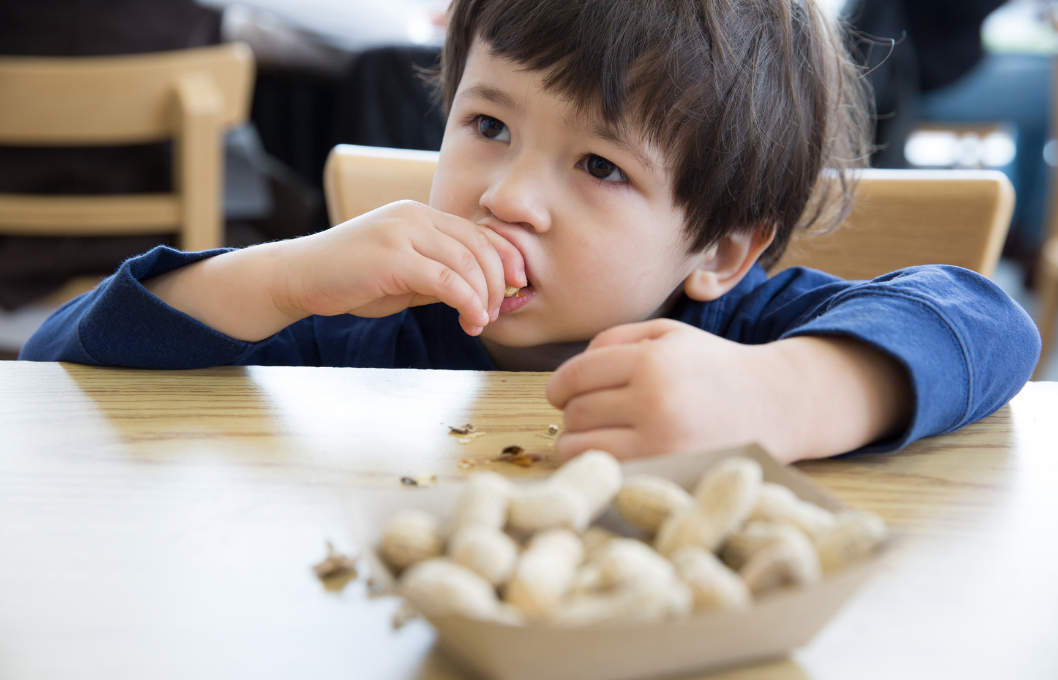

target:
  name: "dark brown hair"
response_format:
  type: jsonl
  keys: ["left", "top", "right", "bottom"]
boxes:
{"left": 436, "top": 0, "right": 871, "bottom": 267}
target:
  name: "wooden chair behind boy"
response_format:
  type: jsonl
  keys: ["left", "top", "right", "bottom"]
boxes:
{"left": 0, "top": 43, "right": 255, "bottom": 304}
{"left": 325, "top": 144, "right": 1014, "bottom": 282}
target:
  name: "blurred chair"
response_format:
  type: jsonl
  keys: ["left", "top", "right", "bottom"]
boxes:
{"left": 324, "top": 144, "right": 438, "bottom": 226}
{"left": 0, "top": 43, "right": 254, "bottom": 303}
{"left": 326, "top": 145, "right": 1013, "bottom": 281}
{"left": 774, "top": 169, "right": 1013, "bottom": 279}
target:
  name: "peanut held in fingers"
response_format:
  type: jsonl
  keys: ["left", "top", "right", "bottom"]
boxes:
{"left": 615, "top": 475, "right": 694, "bottom": 534}
{"left": 448, "top": 525, "right": 519, "bottom": 586}
{"left": 671, "top": 546, "right": 751, "bottom": 613}
{"left": 816, "top": 510, "right": 887, "bottom": 573}
{"left": 655, "top": 456, "right": 763, "bottom": 556}
{"left": 400, "top": 558, "right": 504, "bottom": 621}
{"left": 504, "top": 529, "right": 584, "bottom": 620}
{"left": 739, "top": 529, "right": 821, "bottom": 595}
{"left": 750, "top": 482, "right": 835, "bottom": 542}
{"left": 381, "top": 509, "right": 444, "bottom": 572}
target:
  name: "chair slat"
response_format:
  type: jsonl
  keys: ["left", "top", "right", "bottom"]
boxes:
{"left": 0, "top": 194, "right": 180, "bottom": 233}
{"left": 0, "top": 44, "right": 253, "bottom": 144}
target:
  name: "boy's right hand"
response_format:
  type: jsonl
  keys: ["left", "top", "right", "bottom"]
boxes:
{"left": 280, "top": 201, "right": 526, "bottom": 336}
{"left": 145, "top": 201, "right": 526, "bottom": 342}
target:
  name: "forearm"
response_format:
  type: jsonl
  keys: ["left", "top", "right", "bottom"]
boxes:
{"left": 144, "top": 241, "right": 305, "bottom": 342}
{"left": 762, "top": 336, "right": 913, "bottom": 463}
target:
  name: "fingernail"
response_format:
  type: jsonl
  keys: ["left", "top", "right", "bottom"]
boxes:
{"left": 490, "top": 307, "right": 499, "bottom": 322}
{"left": 478, "top": 309, "right": 490, "bottom": 325}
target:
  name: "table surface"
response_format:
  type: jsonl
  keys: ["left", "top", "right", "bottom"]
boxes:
{"left": 1, "top": 361, "right": 1056, "bottom": 680}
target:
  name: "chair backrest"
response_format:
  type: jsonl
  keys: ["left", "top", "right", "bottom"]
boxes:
{"left": 324, "top": 146, "right": 1014, "bottom": 278}
{"left": 0, "top": 43, "right": 254, "bottom": 254}
{"left": 774, "top": 169, "right": 1013, "bottom": 279}
{"left": 324, "top": 145, "right": 439, "bottom": 227}
{"left": 0, "top": 43, "right": 253, "bottom": 145}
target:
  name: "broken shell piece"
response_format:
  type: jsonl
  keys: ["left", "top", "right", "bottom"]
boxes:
{"left": 504, "top": 285, "right": 522, "bottom": 298}
{"left": 449, "top": 423, "right": 476, "bottom": 435}
{"left": 498, "top": 445, "right": 541, "bottom": 467}
{"left": 455, "top": 431, "right": 487, "bottom": 444}
{"left": 548, "top": 424, "right": 560, "bottom": 435}
{"left": 392, "top": 602, "right": 419, "bottom": 630}
{"left": 401, "top": 474, "right": 437, "bottom": 487}
{"left": 313, "top": 541, "right": 358, "bottom": 580}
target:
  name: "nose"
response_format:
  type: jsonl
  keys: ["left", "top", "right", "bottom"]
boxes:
{"left": 478, "top": 157, "right": 553, "bottom": 233}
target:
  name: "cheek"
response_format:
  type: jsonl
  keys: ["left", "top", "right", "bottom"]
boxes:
{"left": 548, "top": 224, "right": 676, "bottom": 320}
{"left": 429, "top": 139, "right": 484, "bottom": 217}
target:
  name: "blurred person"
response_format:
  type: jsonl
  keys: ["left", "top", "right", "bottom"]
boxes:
{"left": 850, "top": 0, "right": 1052, "bottom": 281}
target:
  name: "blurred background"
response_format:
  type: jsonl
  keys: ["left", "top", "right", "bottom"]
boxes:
{"left": 1, "top": 0, "right": 1057, "bottom": 375}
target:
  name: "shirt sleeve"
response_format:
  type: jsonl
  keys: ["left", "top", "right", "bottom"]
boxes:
{"left": 725, "top": 265, "right": 1041, "bottom": 454}
{"left": 18, "top": 245, "right": 298, "bottom": 369}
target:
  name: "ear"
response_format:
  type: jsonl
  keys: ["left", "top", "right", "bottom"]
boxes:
{"left": 683, "top": 225, "right": 775, "bottom": 302}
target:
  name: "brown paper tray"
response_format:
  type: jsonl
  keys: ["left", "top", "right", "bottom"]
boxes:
{"left": 348, "top": 443, "right": 885, "bottom": 680}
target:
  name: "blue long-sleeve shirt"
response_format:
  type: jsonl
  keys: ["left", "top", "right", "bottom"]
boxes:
{"left": 19, "top": 246, "right": 1041, "bottom": 454}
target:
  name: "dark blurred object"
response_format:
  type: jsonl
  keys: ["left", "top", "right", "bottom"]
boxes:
{"left": 849, "top": 0, "right": 1005, "bottom": 168}
{"left": 0, "top": 0, "right": 222, "bottom": 56}
{"left": 850, "top": 0, "right": 1053, "bottom": 283}
{"left": 332, "top": 46, "right": 445, "bottom": 151}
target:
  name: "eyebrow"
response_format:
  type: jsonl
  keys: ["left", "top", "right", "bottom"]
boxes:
{"left": 457, "top": 84, "right": 522, "bottom": 113}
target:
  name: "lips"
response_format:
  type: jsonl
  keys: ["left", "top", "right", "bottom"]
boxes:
{"left": 499, "top": 283, "right": 535, "bottom": 314}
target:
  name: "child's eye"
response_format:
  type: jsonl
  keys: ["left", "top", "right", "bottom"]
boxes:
{"left": 580, "top": 154, "right": 628, "bottom": 183}
{"left": 476, "top": 115, "right": 511, "bottom": 143}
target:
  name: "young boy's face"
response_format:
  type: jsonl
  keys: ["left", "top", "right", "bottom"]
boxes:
{"left": 430, "top": 40, "right": 706, "bottom": 347}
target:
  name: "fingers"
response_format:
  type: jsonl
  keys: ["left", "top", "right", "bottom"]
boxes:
{"left": 588, "top": 318, "right": 685, "bottom": 350}
{"left": 433, "top": 213, "right": 525, "bottom": 321}
{"left": 397, "top": 256, "right": 489, "bottom": 329}
{"left": 562, "top": 387, "right": 638, "bottom": 432}
{"left": 480, "top": 227, "right": 527, "bottom": 289}
{"left": 410, "top": 231, "right": 491, "bottom": 322}
{"left": 555, "top": 427, "right": 640, "bottom": 461}
{"left": 546, "top": 344, "right": 641, "bottom": 409}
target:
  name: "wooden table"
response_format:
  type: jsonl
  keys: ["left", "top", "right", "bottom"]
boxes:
{"left": 1, "top": 362, "right": 1056, "bottom": 680}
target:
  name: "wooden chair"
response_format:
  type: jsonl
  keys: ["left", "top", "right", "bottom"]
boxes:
{"left": 325, "top": 144, "right": 1013, "bottom": 278}
{"left": 0, "top": 43, "right": 255, "bottom": 303}
{"left": 774, "top": 169, "right": 1013, "bottom": 279}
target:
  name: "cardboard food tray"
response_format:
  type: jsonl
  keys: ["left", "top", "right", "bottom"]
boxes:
{"left": 348, "top": 443, "right": 886, "bottom": 680}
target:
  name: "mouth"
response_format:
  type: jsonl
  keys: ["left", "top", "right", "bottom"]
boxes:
{"left": 499, "top": 278, "right": 535, "bottom": 315}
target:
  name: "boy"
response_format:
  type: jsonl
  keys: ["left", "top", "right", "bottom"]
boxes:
{"left": 21, "top": 0, "right": 1040, "bottom": 464}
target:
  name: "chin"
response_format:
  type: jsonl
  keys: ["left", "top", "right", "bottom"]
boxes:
{"left": 481, "top": 317, "right": 591, "bottom": 347}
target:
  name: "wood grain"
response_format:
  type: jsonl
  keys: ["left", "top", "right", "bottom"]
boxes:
{"left": 1, "top": 362, "right": 1055, "bottom": 680}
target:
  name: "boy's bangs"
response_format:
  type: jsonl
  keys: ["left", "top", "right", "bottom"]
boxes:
{"left": 439, "top": 0, "right": 872, "bottom": 266}
{"left": 444, "top": 0, "right": 678, "bottom": 151}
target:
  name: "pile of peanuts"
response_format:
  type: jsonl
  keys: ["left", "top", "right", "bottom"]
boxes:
{"left": 379, "top": 451, "right": 886, "bottom": 627}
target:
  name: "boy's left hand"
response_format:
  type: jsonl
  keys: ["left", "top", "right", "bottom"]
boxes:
{"left": 547, "top": 319, "right": 779, "bottom": 461}
{"left": 546, "top": 319, "right": 912, "bottom": 464}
